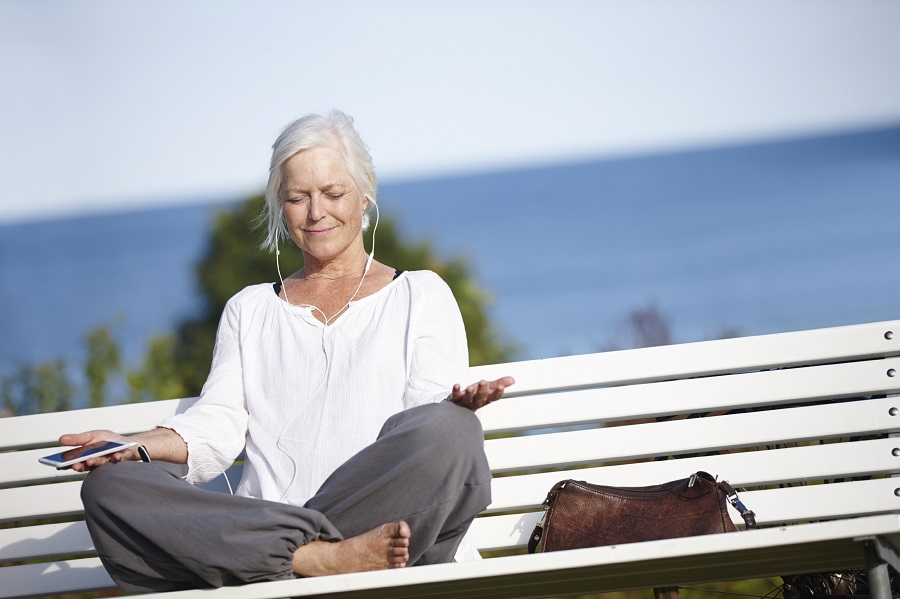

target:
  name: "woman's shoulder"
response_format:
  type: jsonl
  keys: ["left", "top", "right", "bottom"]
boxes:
{"left": 223, "top": 282, "right": 277, "bottom": 310}
{"left": 398, "top": 270, "right": 459, "bottom": 307}
{"left": 401, "top": 269, "right": 452, "bottom": 293}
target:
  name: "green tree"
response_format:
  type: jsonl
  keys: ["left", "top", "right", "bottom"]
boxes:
{"left": 2, "top": 323, "right": 126, "bottom": 415}
{"left": 1, "top": 359, "right": 74, "bottom": 416}
{"left": 171, "top": 194, "right": 517, "bottom": 395}
{"left": 84, "top": 325, "right": 122, "bottom": 408}
{"left": 127, "top": 334, "right": 188, "bottom": 404}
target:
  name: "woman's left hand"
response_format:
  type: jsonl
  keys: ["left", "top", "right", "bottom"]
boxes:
{"left": 447, "top": 376, "right": 515, "bottom": 411}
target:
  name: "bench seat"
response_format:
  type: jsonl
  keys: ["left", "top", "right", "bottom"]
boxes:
{"left": 2, "top": 319, "right": 899, "bottom": 598}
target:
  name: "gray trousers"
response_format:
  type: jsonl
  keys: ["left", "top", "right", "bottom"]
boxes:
{"left": 81, "top": 401, "right": 492, "bottom": 592}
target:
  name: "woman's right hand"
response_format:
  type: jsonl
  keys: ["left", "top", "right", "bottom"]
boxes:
{"left": 58, "top": 430, "right": 137, "bottom": 472}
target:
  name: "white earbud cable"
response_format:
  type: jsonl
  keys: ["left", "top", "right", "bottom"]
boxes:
{"left": 274, "top": 198, "right": 379, "bottom": 502}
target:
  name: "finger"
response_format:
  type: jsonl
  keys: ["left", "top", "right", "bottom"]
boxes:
{"left": 447, "top": 384, "right": 464, "bottom": 403}
{"left": 489, "top": 381, "right": 508, "bottom": 398}
{"left": 84, "top": 455, "right": 112, "bottom": 468}
{"left": 59, "top": 432, "right": 94, "bottom": 447}
{"left": 477, "top": 380, "right": 494, "bottom": 403}
{"left": 455, "top": 386, "right": 477, "bottom": 407}
{"left": 487, "top": 376, "right": 516, "bottom": 401}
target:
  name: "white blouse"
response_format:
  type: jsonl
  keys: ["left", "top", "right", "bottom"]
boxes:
{"left": 158, "top": 270, "right": 480, "bottom": 560}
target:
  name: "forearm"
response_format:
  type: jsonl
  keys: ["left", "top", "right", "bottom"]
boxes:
{"left": 127, "top": 427, "right": 188, "bottom": 464}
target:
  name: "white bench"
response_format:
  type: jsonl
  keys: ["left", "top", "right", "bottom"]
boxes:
{"left": 3, "top": 319, "right": 900, "bottom": 599}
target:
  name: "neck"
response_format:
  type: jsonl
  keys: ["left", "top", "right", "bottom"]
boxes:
{"left": 300, "top": 247, "right": 369, "bottom": 281}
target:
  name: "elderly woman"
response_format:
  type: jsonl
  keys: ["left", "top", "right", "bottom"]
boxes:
{"left": 60, "top": 110, "right": 514, "bottom": 592}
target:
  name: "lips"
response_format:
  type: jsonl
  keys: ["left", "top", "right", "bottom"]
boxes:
{"left": 304, "top": 227, "right": 336, "bottom": 235}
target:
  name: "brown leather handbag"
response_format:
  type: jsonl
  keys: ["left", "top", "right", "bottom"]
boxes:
{"left": 528, "top": 471, "right": 757, "bottom": 554}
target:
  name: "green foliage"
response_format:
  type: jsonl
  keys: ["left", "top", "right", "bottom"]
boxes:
{"left": 171, "top": 195, "right": 517, "bottom": 395}
{"left": 2, "top": 324, "right": 126, "bottom": 415}
{"left": 2, "top": 359, "right": 74, "bottom": 416}
{"left": 171, "top": 195, "right": 303, "bottom": 393}
{"left": 363, "top": 216, "right": 517, "bottom": 367}
{"left": 127, "top": 334, "right": 188, "bottom": 404}
{"left": 84, "top": 325, "right": 122, "bottom": 408}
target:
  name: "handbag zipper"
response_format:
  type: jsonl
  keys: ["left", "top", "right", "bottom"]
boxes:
{"left": 529, "top": 481, "right": 567, "bottom": 553}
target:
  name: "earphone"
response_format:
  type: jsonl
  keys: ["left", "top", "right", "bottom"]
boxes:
{"left": 274, "top": 196, "right": 380, "bottom": 501}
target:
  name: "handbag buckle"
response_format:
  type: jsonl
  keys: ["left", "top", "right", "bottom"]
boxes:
{"left": 720, "top": 481, "right": 759, "bottom": 529}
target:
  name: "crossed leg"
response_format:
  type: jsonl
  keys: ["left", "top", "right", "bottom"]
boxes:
{"left": 81, "top": 401, "right": 489, "bottom": 590}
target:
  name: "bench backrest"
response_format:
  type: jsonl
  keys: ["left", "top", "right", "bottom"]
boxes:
{"left": 2, "top": 320, "right": 899, "bottom": 598}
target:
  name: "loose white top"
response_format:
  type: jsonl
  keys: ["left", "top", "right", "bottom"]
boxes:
{"left": 158, "top": 270, "right": 480, "bottom": 560}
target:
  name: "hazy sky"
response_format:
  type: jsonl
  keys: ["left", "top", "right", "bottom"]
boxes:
{"left": 2, "top": 0, "right": 899, "bottom": 224}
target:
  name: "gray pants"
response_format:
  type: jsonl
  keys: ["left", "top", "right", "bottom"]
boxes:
{"left": 81, "top": 401, "right": 492, "bottom": 592}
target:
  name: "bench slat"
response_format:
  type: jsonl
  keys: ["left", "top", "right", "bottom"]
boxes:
{"left": 0, "top": 440, "right": 244, "bottom": 489}
{"left": 488, "top": 436, "right": 900, "bottom": 512}
{"left": 0, "top": 557, "right": 113, "bottom": 599}
{"left": 0, "top": 465, "right": 243, "bottom": 525}
{"left": 471, "top": 477, "right": 900, "bottom": 552}
{"left": 478, "top": 356, "right": 900, "bottom": 433}
{"left": 0, "top": 451, "right": 87, "bottom": 488}
{"left": 484, "top": 396, "right": 899, "bottom": 472}
{"left": 0, "top": 398, "right": 187, "bottom": 451}
{"left": 472, "top": 319, "right": 900, "bottom": 396}
{"left": 0, "top": 481, "right": 83, "bottom": 524}
{"left": 0, "top": 522, "right": 93, "bottom": 562}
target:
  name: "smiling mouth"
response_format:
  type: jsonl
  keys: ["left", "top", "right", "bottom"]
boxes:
{"left": 305, "top": 227, "right": 336, "bottom": 235}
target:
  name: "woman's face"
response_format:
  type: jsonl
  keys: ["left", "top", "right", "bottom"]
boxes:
{"left": 280, "top": 144, "right": 368, "bottom": 264}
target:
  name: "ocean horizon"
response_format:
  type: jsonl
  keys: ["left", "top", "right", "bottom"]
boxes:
{"left": 2, "top": 125, "right": 899, "bottom": 404}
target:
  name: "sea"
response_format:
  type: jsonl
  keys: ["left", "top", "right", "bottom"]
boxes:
{"left": 2, "top": 125, "right": 899, "bottom": 399}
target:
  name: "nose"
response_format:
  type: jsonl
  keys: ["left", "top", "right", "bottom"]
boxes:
{"left": 307, "top": 195, "right": 325, "bottom": 221}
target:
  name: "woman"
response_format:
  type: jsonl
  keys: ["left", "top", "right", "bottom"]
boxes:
{"left": 60, "top": 110, "right": 514, "bottom": 592}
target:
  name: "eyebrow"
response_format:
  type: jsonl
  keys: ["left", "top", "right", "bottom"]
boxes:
{"left": 283, "top": 182, "right": 351, "bottom": 195}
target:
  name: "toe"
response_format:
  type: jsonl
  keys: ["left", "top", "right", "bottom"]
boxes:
{"left": 398, "top": 520, "right": 411, "bottom": 539}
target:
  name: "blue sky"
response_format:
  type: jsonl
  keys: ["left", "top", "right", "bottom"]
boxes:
{"left": 2, "top": 0, "right": 899, "bottom": 224}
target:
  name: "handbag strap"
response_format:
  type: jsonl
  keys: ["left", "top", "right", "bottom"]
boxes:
{"left": 717, "top": 479, "right": 758, "bottom": 529}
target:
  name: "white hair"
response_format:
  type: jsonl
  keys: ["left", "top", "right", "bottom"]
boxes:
{"left": 260, "top": 110, "right": 377, "bottom": 252}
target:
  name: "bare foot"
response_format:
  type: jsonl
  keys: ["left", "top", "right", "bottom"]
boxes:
{"left": 292, "top": 521, "right": 411, "bottom": 577}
